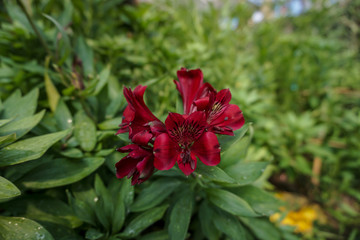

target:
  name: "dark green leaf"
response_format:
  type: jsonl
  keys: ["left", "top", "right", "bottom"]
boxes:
{"left": 66, "top": 190, "right": 97, "bottom": 226}
{"left": 207, "top": 188, "right": 258, "bottom": 217}
{"left": 85, "top": 228, "right": 104, "bottom": 240}
{"left": 195, "top": 164, "right": 236, "bottom": 184}
{"left": 75, "top": 36, "right": 94, "bottom": 75}
{"left": 138, "top": 230, "right": 169, "bottom": 240}
{"left": 198, "top": 201, "right": 221, "bottom": 240}
{"left": 168, "top": 190, "right": 193, "bottom": 240}
{"left": 21, "top": 157, "right": 104, "bottom": 189}
{"left": 131, "top": 178, "right": 181, "bottom": 212}
{"left": 59, "top": 148, "right": 83, "bottom": 158}
{"left": 0, "top": 129, "right": 70, "bottom": 167}
{"left": 240, "top": 217, "right": 281, "bottom": 240}
{"left": 213, "top": 209, "right": 246, "bottom": 240}
{"left": 93, "top": 65, "right": 111, "bottom": 95}
{"left": 121, "top": 205, "right": 168, "bottom": 238}
{"left": 0, "top": 216, "right": 54, "bottom": 240}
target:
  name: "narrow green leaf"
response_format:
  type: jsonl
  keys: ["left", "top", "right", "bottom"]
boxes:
{"left": 59, "top": 148, "right": 83, "bottom": 158}
{"left": 131, "top": 178, "right": 181, "bottom": 212}
{"left": 168, "top": 191, "right": 193, "bottom": 240}
{"left": 217, "top": 123, "right": 249, "bottom": 153}
{"left": 224, "top": 162, "right": 268, "bottom": 186}
{"left": 121, "top": 205, "right": 168, "bottom": 238}
{"left": 93, "top": 65, "right": 111, "bottom": 95}
{"left": 207, "top": 188, "right": 258, "bottom": 217}
{"left": 0, "top": 110, "right": 45, "bottom": 143}
{"left": 21, "top": 157, "right": 105, "bottom": 189}
{"left": 213, "top": 210, "right": 246, "bottom": 240}
{"left": 0, "top": 118, "right": 13, "bottom": 128}
{"left": 74, "top": 111, "right": 97, "bottom": 152}
{"left": 240, "top": 217, "right": 281, "bottom": 240}
{"left": 111, "top": 191, "right": 125, "bottom": 234}
{"left": 75, "top": 36, "right": 94, "bottom": 75}
{"left": 0, "top": 176, "right": 20, "bottom": 201}
{"left": 94, "top": 175, "right": 113, "bottom": 226}
{"left": 66, "top": 190, "right": 97, "bottom": 226}
{"left": 0, "top": 216, "right": 54, "bottom": 240}
{"left": 45, "top": 71, "right": 60, "bottom": 112}
{"left": 85, "top": 228, "right": 104, "bottom": 240}
{"left": 138, "top": 230, "right": 169, "bottom": 240}
{"left": 231, "top": 186, "right": 282, "bottom": 216}
{"left": 198, "top": 201, "right": 221, "bottom": 240}
{"left": 0, "top": 129, "right": 70, "bottom": 167}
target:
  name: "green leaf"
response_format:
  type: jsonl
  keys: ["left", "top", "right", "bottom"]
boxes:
{"left": 217, "top": 123, "right": 249, "bottom": 153}
{"left": 0, "top": 133, "right": 16, "bottom": 147}
{"left": 0, "top": 118, "right": 13, "bottom": 128}
{"left": 220, "top": 135, "right": 251, "bottom": 168}
{"left": 59, "top": 148, "right": 83, "bottom": 158}
{"left": 93, "top": 65, "right": 111, "bottom": 95}
{"left": 0, "top": 110, "right": 45, "bottom": 143}
{"left": 75, "top": 36, "right": 94, "bottom": 75}
{"left": 45, "top": 70, "right": 60, "bottom": 112}
{"left": 231, "top": 186, "right": 281, "bottom": 216}
{"left": 168, "top": 190, "right": 193, "bottom": 240}
{"left": 21, "top": 157, "right": 104, "bottom": 189}
{"left": 224, "top": 162, "right": 268, "bottom": 185}
{"left": 0, "top": 216, "right": 54, "bottom": 240}
{"left": 131, "top": 178, "right": 181, "bottom": 212}
{"left": 0, "top": 129, "right": 70, "bottom": 167}
{"left": 240, "top": 217, "right": 281, "bottom": 240}
{"left": 1, "top": 88, "right": 38, "bottom": 120}
{"left": 213, "top": 209, "right": 246, "bottom": 240}
{"left": 121, "top": 205, "right": 168, "bottom": 238}
{"left": 0, "top": 176, "right": 20, "bottom": 201}
{"left": 54, "top": 99, "right": 73, "bottom": 131}
{"left": 195, "top": 164, "right": 236, "bottom": 184}
{"left": 85, "top": 228, "right": 104, "bottom": 240}
{"left": 94, "top": 175, "right": 113, "bottom": 229}
{"left": 198, "top": 201, "right": 221, "bottom": 240}
{"left": 207, "top": 188, "right": 258, "bottom": 217}
{"left": 98, "top": 117, "right": 122, "bottom": 130}
{"left": 74, "top": 111, "right": 97, "bottom": 152}
{"left": 66, "top": 190, "right": 97, "bottom": 226}
{"left": 138, "top": 230, "right": 169, "bottom": 240}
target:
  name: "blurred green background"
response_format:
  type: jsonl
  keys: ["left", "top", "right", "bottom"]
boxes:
{"left": 0, "top": 0, "right": 359, "bottom": 239}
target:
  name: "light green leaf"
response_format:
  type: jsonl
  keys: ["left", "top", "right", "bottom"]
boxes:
{"left": 169, "top": 191, "right": 193, "bottom": 240}
{"left": 0, "top": 216, "right": 54, "bottom": 240}
{"left": 131, "top": 178, "right": 181, "bottom": 212}
{"left": 0, "top": 118, "right": 13, "bottom": 128}
{"left": 74, "top": 111, "right": 97, "bottom": 152}
{"left": 0, "top": 129, "right": 70, "bottom": 167}
{"left": 0, "top": 110, "right": 45, "bottom": 143}
{"left": 59, "top": 148, "right": 83, "bottom": 158}
{"left": 76, "top": 36, "right": 94, "bottom": 75}
{"left": 224, "top": 162, "right": 269, "bottom": 185}
{"left": 207, "top": 188, "right": 258, "bottom": 217}
{"left": 0, "top": 133, "right": 16, "bottom": 147}
{"left": 231, "top": 186, "right": 282, "bottom": 216}
{"left": 2, "top": 88, "right": 38, "bottom": 120}
{"left": 94, "top": 65, "right": 111, "bottom": 95}
{"left": 0, "top": 176, "right": 20, "bottom": 201}
{"left": 21, "top": 157, "right": 104, "bottom": 189}
{"left": 220, "top": 135, "right": 251, "bottom": 167}
{"left": 45, "top": 71, "right": 60, "bottom": 112}
{"left": 121, "top": 205, "right": 168, "bottom": 238}
{"left": 55, "top": 99, "right": 73, "bottom": 131}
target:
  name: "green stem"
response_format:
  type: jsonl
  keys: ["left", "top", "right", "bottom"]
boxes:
{"left": 16, "top": 0, "right": 52, "bottom": 57}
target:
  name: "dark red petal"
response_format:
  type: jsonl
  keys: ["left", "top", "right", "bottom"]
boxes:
{"left": 176, "top": 68, "right": 204, "bottom": 114}
{"left": 165, "top": 112, "right": 185, "bottom": 133}
{"left": 136, "top": 156, "right": 154, "bottom": 179}
{"left": 197, "top": 82, "right": 216, "bottom": 99}
{"left": 115, "top": 156, "right": 140, "bottom": 178}
{"left": 153, "top": 133, "right": 179, "bottom": 170}
{"left": 210, "top": 104, "right": 244, "bottom": 131}
{"left": 117, "top": 144, "right": 139, "bottom": 153}
{"left": 194, "top": 97, "right": 210, "bottom": 111}
{"left": 131, "top": 130, "right": 153, "bottom": 146}
{"left": 192, "top": 132, "right": 221, "bottom": 166}
{"left": 177, "top": 152, "right": 197, "bottom": 175}
{"left": 215, "top": 89, "right": 232, "bottom": 105}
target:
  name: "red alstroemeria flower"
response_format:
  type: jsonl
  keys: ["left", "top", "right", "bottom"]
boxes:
{"left": 116, "top": 144, "right": 154, "bottom": 185}
{"left": 174, "top": 68, "right": 216, "bottom": 115}
{"left": 153, "top": 111, "right": 221, "bottom": 175}
{"left": 195, "top": 89, "right": 245, "bottom": 136}
{"left": 117, "top": 85, "right": 166, "bottom": 145}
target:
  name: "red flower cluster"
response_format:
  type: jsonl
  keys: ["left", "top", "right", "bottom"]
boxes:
{"left": 116, "top": 68, "right": 245, "bottom": 185}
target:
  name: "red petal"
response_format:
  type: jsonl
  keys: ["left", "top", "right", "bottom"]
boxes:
{"left": 210, "top": 104, "right": 244, "bottom": 132}
{"left": 153, "top": 133, "right": 179, "bottom": 170}
{"left": 115, "top": 156, "right": 140, "bottom": 178}
{"left": 215, "top": 89, "right": 232, "bottom": 105}
{"left": 176, "top": 68, "right": 203, "bottom": 114}
{"left": 117, "top": 144, "right": 139, "bottom": 153}
{"left": 136, "top": 156, "right": 154, "bottom": 179}
{"left": 131, "top": 130, "right": 153, "bottom": 145}
{"left": 192, "top": 132, "right": 221, "bottom": 166}
{"left": 177, "top": 152, "right": 197, "bottom": 175}
{"left": 194, "top": 97, "right": 210, "bottom": 111}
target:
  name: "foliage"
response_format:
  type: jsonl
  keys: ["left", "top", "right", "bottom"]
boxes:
{"left": 0, "top": 0, "right": 359, "bottom": 239}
